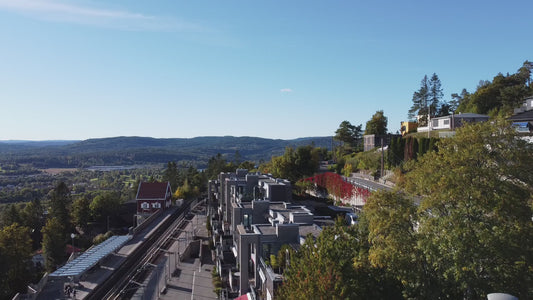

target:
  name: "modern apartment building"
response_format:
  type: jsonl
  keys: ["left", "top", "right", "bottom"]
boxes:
{"left": 207, "top": 169, "right": 328, "bottom": 299}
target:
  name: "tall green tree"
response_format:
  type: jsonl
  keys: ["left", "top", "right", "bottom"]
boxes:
{"left": 0, "top": 223, "right": 33, "bottom": 299}
{"left": 89, "top": 191, "right": 123, "bottom": 223}
{"left": 0, "top": 204, "right": 23, "bottom": 228}
{"left": 362, "top": 190, "right": 439, "bottom": 298}
{"left": 278, "top": 225, "right": 360, "bottom": 299}
{"left": 48, "top": 182, "right": 72, "bottom": 227}
{"left": 22, "top": 199, "right": 45, "bottom": 250}
{"left": 260, "top": 145, "right": 320, "bottom": 182}
{"left": 71, "top": 195, "right": 91, "bottom": 232}
{"left": 334, "top": 121, "right": 363, "bottom": 155}
{"left": 403, "top": 119, "right": 533, "bottom": 299}
{"left": 206, "top": 153, "right": 237, "bottom": 180}
{"left": 428, "top": 73, "right": 443, "bottom": 117}
{"left": 42, "top": 217, "right": 67, "bottom": 272}
{"left": 364, "top": 110, "right": 388, "bottom": 135}
{"left": 162, "top": 161, "right": 179, "bottom": 192}
{"left": 408, "top": 75, "right": 430, "bottom": 125}
{"left": 21, "top": 198, "right": 44, "bottom": 231}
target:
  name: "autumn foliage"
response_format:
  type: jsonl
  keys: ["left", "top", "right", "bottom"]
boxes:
{"left": 300, "top": 172, "right": 371, "bottom": 202}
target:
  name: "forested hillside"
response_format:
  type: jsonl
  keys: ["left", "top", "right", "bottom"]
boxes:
{"left": 0, "top": 136, "right": 332, "bottom": 168}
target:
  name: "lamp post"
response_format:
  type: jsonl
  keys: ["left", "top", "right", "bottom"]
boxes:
{"left": 70, "top": 233, "right": 76, "bottom": 254}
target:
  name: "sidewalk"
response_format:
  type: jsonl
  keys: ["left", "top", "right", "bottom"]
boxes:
{"left": 159, "top": 211, "right": 217, "bottom": 300}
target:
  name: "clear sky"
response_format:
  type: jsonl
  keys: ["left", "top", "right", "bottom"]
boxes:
{"left": 0, "top": 0, "right": 532, "bottom": 140}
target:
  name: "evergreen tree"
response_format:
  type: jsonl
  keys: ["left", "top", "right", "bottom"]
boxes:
{"left": 408, "top": 75, "right": 430, "bottom": 125}
{"left": 428, "top": 73, "right": 443, "bottom": 117}
{"left": 42, "top": 217, "right": 67, "bottom": 272}
{"left": 21, "top": 199, "right": 43, "bottom": 230}
{"left": 0, "top": 204, "right": 22, "bottom": 228}
{"left": 450, "top": 88, "right": 470, "bottom": 113}
{"left": 334, "top": 120, "right": 363, "bottom": 150}
{"left": 49, "top": 182, "right": 71, "bottom": 227}
{"left": 163, "top": 161, "right": 179, "bottom": 192}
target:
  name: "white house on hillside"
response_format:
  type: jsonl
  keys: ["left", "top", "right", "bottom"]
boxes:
{"left": 418, "top": 113, "right": 489, "bottom": 133}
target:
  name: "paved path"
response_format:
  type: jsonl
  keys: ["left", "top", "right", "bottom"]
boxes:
{"left": 163, "top": 257, "right": 217, "bottom": 300}
{"left": 159, "top": 210, "right": 217, "bottom": 300}
{"left": 345, "top": 175, "right": 393, "bottom": 192}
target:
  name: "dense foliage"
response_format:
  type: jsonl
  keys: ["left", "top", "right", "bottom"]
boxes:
{"left": 455, "top": 61, "right": 532, "bottom": 116}
{"left": 364, "top": 110, "right": 388, "bottom": 135}
{"left": 259, "top": 145, "right": 324, "bottom": 183}
{"left": 334, "top": 120, "right": 363, "bottom": 154}
{"left": 0, "top": 223, "right": 34, "bottom": 299}
{"left": 281, "top": 120, "right": 533, "bottom": 299}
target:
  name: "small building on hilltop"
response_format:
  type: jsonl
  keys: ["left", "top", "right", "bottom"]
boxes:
{"left": 363, "top": 134, "right": 402, "bottom": 151}
{"left": 136, "top": 181, "right": 172, "bottom": 214}
{"left": 417, "top": 113, "right": 489, "bottom": 133}
{"left": 509, "top": 96, "right": 533, "bottom": 134}
{"left": 400, "top": 121, "right": 418, "bottom": 136}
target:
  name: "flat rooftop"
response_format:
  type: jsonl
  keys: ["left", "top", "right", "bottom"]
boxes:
{"left": 254, "top": 223, "right": 323, "bottom": 239}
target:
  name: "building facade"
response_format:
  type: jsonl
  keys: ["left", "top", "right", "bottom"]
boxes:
{"left": 136, "top": 181, "right": 172, "bottom": 214}
{"left": 363, "top": 134, "right": 401, "bottom": 151}
{"left": 207, "top": 169, "right": 326, "bottom": 299}
{"left": 417, "top": 113, "right": 489, "bottom": 133}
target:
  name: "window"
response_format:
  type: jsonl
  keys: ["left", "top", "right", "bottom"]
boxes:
{"left": 152, "top": 202, "right": 161, "bottom": 208}
{"left": 141, "top": 202, "right": 149, "bottom": 209}
{"left": 262, "top": 243, "right": 271, "bottom": 260}
{"left": 443, "top": 119, "right": 450, "bottom": 125}
{"left": 244, "top": 214, "right": 252, "bottom": 228}
{"left": 433, "top": 119, "right": 438, "bottom": 127}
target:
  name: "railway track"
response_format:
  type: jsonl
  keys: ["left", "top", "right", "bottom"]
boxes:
{"left": 86, "top": 200, "right": 195, "bottom": 300}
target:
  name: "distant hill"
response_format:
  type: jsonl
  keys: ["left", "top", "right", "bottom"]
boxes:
{"left": 0, "top": 140, "right": 78, "bottom": 146}
{"left": 0, "top": 140, "right": 78, "bottom": 152}
{"left": 0, "top": 136, "right": 332, "bottom": 168}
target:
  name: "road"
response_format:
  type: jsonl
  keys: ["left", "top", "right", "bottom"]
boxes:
{"left": 345, "top": 175, "right": 393, "bottom": 192}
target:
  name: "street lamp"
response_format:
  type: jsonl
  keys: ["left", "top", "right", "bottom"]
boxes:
{"left": 70, "top": 233, "right": 76, "bottom": 254}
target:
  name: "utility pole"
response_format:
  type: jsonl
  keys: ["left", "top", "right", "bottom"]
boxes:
{"left": 380, "top": 138, "right": 384, "bottom": 179}
{"left": 427, "top": 105, "right": 431, "bottom": 138}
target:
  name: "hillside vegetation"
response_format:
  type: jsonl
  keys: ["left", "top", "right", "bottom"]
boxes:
{"left": 0, "top": 136, "right": 332, "bottom": 168}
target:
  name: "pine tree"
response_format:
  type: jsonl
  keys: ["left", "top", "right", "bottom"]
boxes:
{"left": 428, "top": 73, "right": 443, "bottom": 117}
{"left": 49, "top": 182, "right": 71, "bottom": 227}
{"left": 408, "top": 75, "right": 429, "bottom": 125}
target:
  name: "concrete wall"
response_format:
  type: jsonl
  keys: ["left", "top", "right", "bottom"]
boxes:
{"left": 275, "top": 224, "right": 299, "bottom": 245}
{"left": 290, "top": 212, "right": 313, "bottom": 224}
{"left": 252, "top": 200, "right": 270, "bottom": 223}
{"left": 238, "top": 229, "right": 260, "bottom": 295}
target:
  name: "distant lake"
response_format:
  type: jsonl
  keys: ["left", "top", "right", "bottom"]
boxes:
{"left": 86, "top": 166, "right": 138, "bottom": 171}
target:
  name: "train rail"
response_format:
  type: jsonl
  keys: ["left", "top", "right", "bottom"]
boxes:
{"left": 86, "top": 200, "right": 196, "bottom": 300}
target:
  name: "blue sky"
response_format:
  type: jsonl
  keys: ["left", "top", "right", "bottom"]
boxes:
{"left": 0, "top": 0, "right": 531, "bottom": 140}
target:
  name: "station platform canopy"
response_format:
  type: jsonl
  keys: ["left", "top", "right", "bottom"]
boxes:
{"left": 50, "top": 235, "right": 131, "bottom": 278}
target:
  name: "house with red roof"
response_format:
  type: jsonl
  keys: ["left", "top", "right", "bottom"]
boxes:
{"left": 136, "top": 181, "right": 172, "bottom": 214}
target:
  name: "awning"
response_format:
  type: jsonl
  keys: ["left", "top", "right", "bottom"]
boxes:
{"left": 234, "top": 293, "right": 250, "bottom": 300}
{"left": 512, "top": 122, "right": 529, "bottom": 128}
